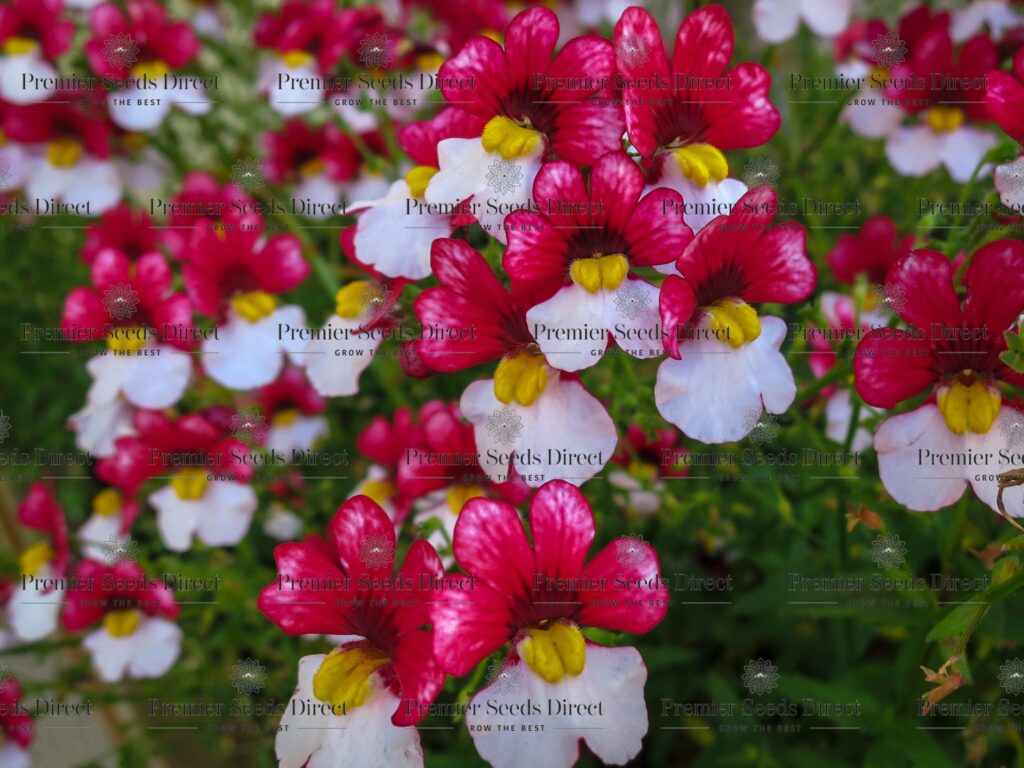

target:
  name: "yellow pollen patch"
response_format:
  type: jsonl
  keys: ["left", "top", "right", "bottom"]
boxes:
{"left": 937, "top": 374, "right": 1001, "bottom": 435}
{"left": 481, "top": 115, "right": 541, "bottom": 160}
{"left": 405, "top": 165, "right": 438, "bottom": 199}
{"left": 926, "top": 106, "right": 964, "bottom": 133}
{"left": 494, "top": 353, "right": 547, "bottom": 407}
{"left": 868, "top": 66, "right": 889, "bottom": 87}
{"left": 2, "top": 36, "right": 37, "bottom": 56}
{"left": 46, "top": 138, "right": 82, "bottom": 168}
{"left": 232, "top": 291, "right": 277, "bottom": 322}
{"left": 335, "top": 281, "right": 376, "bottom": 319}
{"left": 281, "top": 50, "right": 314, "bottom": 68}
{"left": 416, "top": 52, "right": 445, "bottom": 71}
{"left": 271, "top": 409, "right": 300, "bottom": 427}
{"left": 122, "top": 132, "right": 147, "bottom": 151}
{"left": 131, "top": 61, "right": 170, "bottom": 81}
{"left": 92, "top": 488, "right": 123, "bottom": 517}
{"left": 313, "top": 646, "right": 390, "bottom": 715}
{"left": 672, "top": 144, "right": 728, "bottom": 188}
{"left": 103, "top": 609, "right": 141, "bottom": 638}
{"left": 299, "top": 157, "right": 325, "bottom": 178}
{"left": 520, "top": 622, "right": 586, "bottom": 684}
{"left": 19, "top": 542, "right": 54, "bottom": 577}
{"left": 0, "top": 128, "right": 6, "bottom": 146}
{"left": 171, "top": 468, "right": 209, "bottom": 501}
{"left": 361, "top": 478, "right": 396, "bottom": 506}
{"left": 706, "top": 299, "right": 761, "bottom": 348}
{"left": 569, "top": 254, "right": 628, "bottom": 293}
{"left": 106, "top": 326, "right": 148, "bottom": 353}
{"left": 446, "top": 484, "right": 485, "bottom": 514}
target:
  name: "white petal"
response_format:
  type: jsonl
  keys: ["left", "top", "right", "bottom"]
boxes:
{"left": 0, "top": 143, "right": 33, "bottom": 190}
{"left": 267, "top": 416, "right": 329, "bottom": 456}
{"left": 170, "top": 82, "right": 211, "bottom": 116}
{"left": 527, "top": 285, "right": 607, "bottom": 372}
{"left": 752, "top": 0, "right": 802, "bottom": 43}
{"left": 842, "top": 85, "right": 904, "bottom": 139}
{"left": 655, "top": 316, "right": 795, "bottom": 443}
{"left": 278, "top": 655, "right": 331, "bottom": 768}
{"left": 264, "top": 506, "right": 304, "bottom": 540}
{"left": 64, "top": 158, "right": 123, "bottom": 213}
{"left": 940, "top": 126, "right": 996, "bottom": 183}
{"left": 150, "top": 485, "right": 201, "bottom": 552}
{"left": 204, "top": 307, "right": 305, "bottom": 391}
{"left": 649, "top": 166, "right": 746, "bottom": 239}
{"left": 354, "top": 180, "right": 448, "bottom": 279}
{"left": 194, "top": 481, "right": 257, "bottom": 547}
{"left": 263, "top": 61, "right": 324, "bottom": 116}
{"left": 799, "top": 0, "right": 851, "bottom": 37}
{"left": 78, "top": 513, "right": 123, "bottom": 563}
{"left": 995, "top": 157, "right": 1024, "bottom": 210}
{"left": 83, "top": 627, "right": 132, "bottom": 682}
{"left": 885, "top": 125, "right": 944, "bottom": 178}
{"left": 301, "top": 316, "right": 381, "bottom": 397}
{"left": 0, "top": 54, "right": 58, "bottom": 105}
{"left": 9, "top": 575, "right": 62, "bottom": 642}
{"left": 69, "top": 396, "right": 137, "bottom": 457}
{"left": 108, "top": 85, "right": 174, "bottom": 132}
{"left": 0, "top": 743, "right": 31, "bottom": 768}
{"left": 824, "top": 389, "right": 874, "bottom": 452}
{"left": 605, "top": 279, "right": 663, "bottom": 361}
{"left": 294, "top": 174, "right": 344, "bottom": 219}
{"left": 126, "top": 617, "right": 182, "bottom": 678}
{"left": 121, "top": 344, "right": 192, "bottom": 408}
{"left": 466, "top": 645, "right": 648, "bottom": 768}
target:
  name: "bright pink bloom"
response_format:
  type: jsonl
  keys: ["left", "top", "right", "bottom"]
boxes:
{"left": 0, "top": 675, "right": 33, "bottom": 749}
{"left": 0, "top": 0, "right": 73, "bottom": 61}
{"left": 257, "top": 496, "right": 445, "bottom": 726}
{"left": 263, "top": 119, "right": 360, "bottom": 184}
{"left": 613, "top": 6, "right": 779, "bottom": 164}
{"left": 987, "top": 48, "right": 1024, "bottom": 143}
{"left": 17, "top": 482, "right": 69, "bottom": 578}
{"left": 3, "top": 93, "right": 112, "bottom": 158}
{"left": 86, "top": 0, "right": 200, "bottom": 78}
{"left": 81, "top": 204, "right": 160, "bottom": 265}
{"left": 826, "top": 215, "right": 914, "bottom": 285}
{"left": 432, "top": 480, "right": 668, "bottom": 676}
{"left": 62, "top": 559, "right": 179, "bottom": 631}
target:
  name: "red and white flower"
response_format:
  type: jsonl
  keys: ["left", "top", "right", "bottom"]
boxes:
{"left": 504, "top": 151, "right": 691, "bottom": 370}
{"left": 655, "top": 186, "right": 816, "bottom": 443}
{"left": 613, "top": 7, "right": 779, "bottom": 232}
{"left": 85, "top": 0, "right": 211, "bottom": 131}
{"left": 62, "top": 559, "right": 182, "bottom": 682}
{"left": 0, "top": 0, "right": 73, "bottom": 105}
{"left": 254, "top": 366, "right": 329, "bottom": 456}
{"left": 414, "top": 239, "right": 617, "bottom": 487}
{"left": 76, "top": 487, "right": 140, "bottom": 564}
{"left": 854, "top": 243, "right": 1024, "bottom": 515}
{"left": 258, "top": 496, "right": 445, "bottom": 768}
{"left": 988, "top": 47, "right": 1024, "bottom": 210}
{"left": 432, "top": 481, "right": 668, "bottom": 768}
{"left": 183, "top": 213, "right": 309, "bottom": 391}
{"left": 425, "top": 6, "right": 622, "bottom": 242}
{"left": 0, "top": 675, "right": 33, "bottom": 768}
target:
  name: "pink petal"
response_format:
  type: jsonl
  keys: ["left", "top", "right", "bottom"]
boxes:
{"left": 528, "top": 480, "right": 594, "bottom": 580}
{"left": 577, "top": 539, "right": 668, "bottom": 633}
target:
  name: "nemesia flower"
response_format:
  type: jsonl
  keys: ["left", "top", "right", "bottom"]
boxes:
{"left": 7, "top": 483, "right": 68, "bottom": 643}
{"left": 826, "top": 214, "right": 914, "bottom": 286}
{"left": 254, "top": 0, "right": 351, "bottom": 116}
{"left": 883, "top": 24, "right": 999, "bottom": 181}
{"left": 76, "top": 487, "right": 140, "bottom": 564}
{"left": 0, "top": 0, "right": 73, "bottom": 105}
{"left": 254, "top": 366, "right": 329, "bottom": 456}
{"left": 836, "top": 15, "right": 913, "bottom": 139}
{"left": 609, "top": 424, "right": 688, "bottom": 515}
{"left": 348, "top": 107, "right": 483, "bottom": 280}
{"left": 414, "top": 238, "right": 617, "bottom": 487}
{"left": 182, "top": 212, "right": 309, "bottom": 390}
{"left": 503, "top": 151, "right": 691, "bottom": 370}
{"left": 3, "top": 93, "right": 122, "bottom": 213}
{"left": 263, "top": 119, "right": 361, "bottom": 219}
{"left": 613, "top": 7, "right": 778, "bottom": 232}
{"left": 350, "top": 407, "right": 427, "bottom": 524}
{"left": 62, "top": 559, "right": 182, "bottom": 682}
{"left": 425, "top": 6, "right": 622, "bottom": 243}
{"left": 988, "top": 48, "right": 1024, "bottom": 209}
{"left": 854, "top": 243, "right": 1024, "bottom": 515}
{"left": 952, "top": 0, "right": 1022, "bottom": 42}
{"left": 85, "top": 0, "right": 211, "bottom": 131}
{"left": 0, "top": 675, "right": 33, "bottom": 768}
{"left": 752, "top": 0, "right": 851, "bottom": 43}
{"left": 257, "top": 496, "right": 445, "bottom": 768}
{"left": 297, "top": 270, "right": 404, "bottom": 398}
{"left": 157, "top": 172, "right": 251, "bottom": 256}
{"left": 655, "top": 186, "right": 817, "bottom": 443}
{"left": 432, "top": 481, "right": 668, "bottom": 768}
{"left": 62, "top": 250, "right": 194, "bottom": 455}
{"left": 80, "top": 203, "right": 159, "bottom": 265}
{"left": 98, "top": 410, "right": 258, "bottom": 550}
{"left": 399, "top": 401, "right": 529, "bottom": 561}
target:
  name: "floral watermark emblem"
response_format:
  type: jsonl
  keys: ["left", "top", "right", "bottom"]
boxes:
{"left": 742, "top": 658, "right": 779, "bottom": 696}
{"left": 616, "top": 35, "right": 649, "bottom": 68}
{"left": 104, "top": 534, "right": 140, "bottom": 564}
{"left": 869, "top": 532, "right": 907, "bottom": 569}
{"left": 486, "top": 408, "right": 522, "bottom": 447}
{"left": 485, "top": 159, "right": 524, "bottom": 195}
{"left": 0, "top": 411, "right": 9, "bottom": 444}
{"left": 103, "top": 33, "right": 139, "bottom": 70}
{"left": 360, "top": 281, "right": 390, "bottom": 319}
{"left": 743, "top": 411, "right": 779, "bottom": 445}
{"left": 485, "top": 657, "right": 522, "bottom": 695}
{"left": 230, "top": 407, "right": 268, "bottom": 443}
{"left": 614, "top": 281, "right": 651, "bottom": 320}
{"left": 615, "top": 534, "right": 647, "bottom": 567}
{"left": 870, "top": 282, "right": 907, "bottom": 317}
{"left": 871, "top": 31, "right": 907, "bottom": 70}
{"left": 358, "top": 33, "right": 394, "bottom": 69}
{"left": 231, "top": 158, "right": 266, "bottom": 193}
{"left": 999, "top": 658, "right": 1024, "bottom": 695}
{"left": 358, "top": 533, "right": 394, "bottom": 569}
{"left": 102, "top": 283, "right": 139, "bottom": 321}
{"left": 743, "top": 157, "right": 779, "bottom": 189}
{"left": 231, "top": 657, "right": 267, "bottom": 695}
{"left": 1000, "top": 412, "right": 1024, "bottom": 447}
